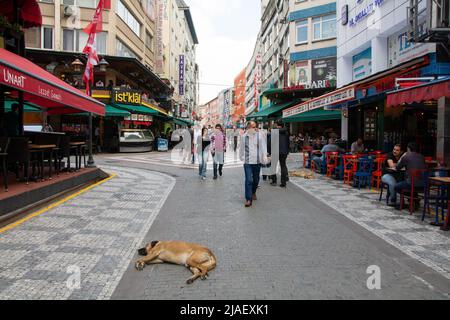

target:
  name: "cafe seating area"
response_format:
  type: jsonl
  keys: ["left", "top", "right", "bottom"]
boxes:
{"left": 0, "top": 132, "right": 105, "bottom": 216}
{"left": 301, "top": 147, "right": 450, "bottom": 231}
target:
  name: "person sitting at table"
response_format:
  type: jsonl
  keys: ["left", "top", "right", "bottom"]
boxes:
{"left": 351, "top": 138, "right": 365, "bottom": 154}
{"left": 394, "top": 142, "right": 427, "bottom": 210}
{"left": 312, "top": 138, "right": 345, "bottom": 171}
{"left": 381, "top": 144, "right": 404, "bottom": 206}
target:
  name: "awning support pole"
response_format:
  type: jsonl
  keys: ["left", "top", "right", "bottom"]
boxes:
{"left": 87, "top": 82, "right": 95, "bottom": 168}
{"left": 437, "top": 96, "right": 450, "bottom": 166}
{"left": 18, "top": 91, "right": 24, "bottom": 136}
{"left": 87, "top": 112, "right": 95, "bottom": 167}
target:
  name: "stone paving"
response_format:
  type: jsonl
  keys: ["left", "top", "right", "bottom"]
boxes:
{"left": 287, "top": 157, "right": 450, "bottom": 280}
{"left": 0, "top": 166, "right": 175, "bottom": 300}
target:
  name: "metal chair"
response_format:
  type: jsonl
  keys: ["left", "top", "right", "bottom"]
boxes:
{"left": 399, "top": 169, "right": 427, "bottom": 214}
{"left": 7, "top": 137, "right": 32, "bottom": 184}
{"left": 422, "top": 169, "right": 448, "bottom": 223}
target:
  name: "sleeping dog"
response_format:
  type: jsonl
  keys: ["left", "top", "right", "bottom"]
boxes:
{"left": 136, "top": 241, "right": 217, "bottom": 284}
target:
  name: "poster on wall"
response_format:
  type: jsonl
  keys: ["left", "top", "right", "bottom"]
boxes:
{"left": 388, "top": 22, "right": 436, "bottom": 68}
{"left": 312, "top": 58, "right": 337, "bottom": 88}
{"left": 353, "top": 47, "right": 372, "bottom": 81}
{"left": 288, "top": 61, "right": 310, "bottom": 87}
{"left": 155, "top": 0, "right": 168, "bottom": 74}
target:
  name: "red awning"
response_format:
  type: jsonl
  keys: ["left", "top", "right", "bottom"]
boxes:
{"left": 0, "top": 48, "right": 105, "bottom": 115}
{"left": 0, "top": 0, "right": 42, "bottom": 29}
{"left": 386, "top": 79, "right": 450, "bottom": 107}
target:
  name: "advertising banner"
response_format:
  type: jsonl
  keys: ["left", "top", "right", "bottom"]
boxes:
{"left": 288, "top": 60, "right": 310, "bottom": 87}
{"left": 388, "top": 22, "right": 436, "bottom": 68}
{"left": 179, "top": 54, "right": 185, "bottom": 96}
{"left": 353, "top": 47, "right": 372, "bottom": 81}
{"left": 312, "top": 58, "right": 337, "bottom": 88}
{"left": 283, "top": 86, "right": 355, "bottom": 118}
{"left": 155, "top": 0, "right": 167, "bottom": 74}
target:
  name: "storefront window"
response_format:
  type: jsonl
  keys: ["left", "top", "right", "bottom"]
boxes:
{"left": 364, "top": 110, "right": 377, "bottom": 141}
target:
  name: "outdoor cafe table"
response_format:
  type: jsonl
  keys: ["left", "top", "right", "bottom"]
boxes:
{"left": 29, "top": 144, "right": 56, "bottom": 181}
{"left": 428, "top": 177, "right": 450, "bottom": 231}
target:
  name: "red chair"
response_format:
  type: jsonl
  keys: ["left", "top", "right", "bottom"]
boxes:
{"left": 302, "top": 146, "right": 312, "bottom": 168}
{"left": 399, "top": 169, "right": 428, "bottom": 215}
{"left": 371, "top": 155, "right": 388, "bottom": 190}
{"left": 326, "top": 152, "right": 339, "bottom": 177}
{"left": 343, "top": 155, "right": 358, "bottom": 185}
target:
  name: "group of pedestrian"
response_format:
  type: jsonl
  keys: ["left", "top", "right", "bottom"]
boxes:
{"left": 240, "top": 120, "right": 290, "bottom": 207}
{"left": 197, "top": 124, "right": 226, "bottom": 180}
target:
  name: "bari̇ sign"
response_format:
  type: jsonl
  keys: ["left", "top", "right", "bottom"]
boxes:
{"left": 287, "top": 58, "right": 337, "bottom": 91}
{"left": 283, "top": 86, "right": 355, "bottom": 118}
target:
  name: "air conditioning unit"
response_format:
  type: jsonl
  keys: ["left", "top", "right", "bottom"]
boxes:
{"left": 64, "top": 5, "right": 75, "bottom": 17}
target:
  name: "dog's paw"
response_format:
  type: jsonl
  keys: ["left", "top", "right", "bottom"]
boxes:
{"left": 201, "top": 274, "right": 208, "bottom": 280}
{"left": 186, "top": 278, "right": 194, "bottom": 285}
{"left": 135, "top": 261, "right": 145, "bottom": 271}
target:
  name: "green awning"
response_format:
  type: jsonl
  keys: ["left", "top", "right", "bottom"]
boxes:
{"left": 246, "top": 101, "right": 293, "bottom": 121}
{"left": 4, "top": 100, "right": 41, "bottom": 113}
{"left": 283, "top": 108, "right": 342, "bottom": 123}
{"left": 173, "top": 118, "right": 188, "bottom": 126}
{"left": 113, "top": 103, "right": 158, "bottom": 115}
{"left": 105, "top": 105, "right": 131, "bottom": 117}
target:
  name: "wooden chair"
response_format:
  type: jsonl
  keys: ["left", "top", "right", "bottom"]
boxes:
{"left": 399, "top": 169, "right": 428, "bottom": 214}
{"left": 343, "top": 155, "right": 358, "bottom": 185}
{"left": 326, "top": 152, "right": 339, "bottom": 177}
{"left": 371, "top": 155, "right": 387, "bottom": 191}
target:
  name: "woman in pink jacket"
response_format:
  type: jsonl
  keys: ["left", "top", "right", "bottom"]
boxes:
{"left": 211, "top": 124, "right": 227, "bottom": 180}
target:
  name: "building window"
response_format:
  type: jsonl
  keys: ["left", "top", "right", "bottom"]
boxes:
{"left": 116, "top": 39, "right": 137, "bottom": 58}
{"left": 62, "top": 0, "right": 98, "bottom": 8}
{"left": 145, "top": 31, "right": 154, "bottom": 50}
{"left": 25, "top": 26, "right": 53, "bottom": 50}
{"left": 63, "top": 29, "right": 107, "bottom": 54}
{"left": 313, "top": 14, "right": 336, "bottom": 41}
{"left": 295, "top": 19, "right": 308, "bottom": 44}
{"left": 117, "top": 0, "right": 141, "bottom": 37}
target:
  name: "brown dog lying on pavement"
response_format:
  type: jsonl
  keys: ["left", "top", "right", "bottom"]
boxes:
{"left": 135, "top": 241, "right": 217, "bottom": 284}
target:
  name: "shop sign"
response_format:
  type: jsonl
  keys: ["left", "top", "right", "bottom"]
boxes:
{"left": 112, "top": 89, "right": 141, "bottom": 105}
{"left": 388, "top": 23, "right": 436, "bottom": 68}
{"left": 287, "top": 58, "right": 337, "bottom": 91}
{"left": 283, "top": 86, "right": 355, "bottom": 118}
{"left": 353, "top": 47, "right": 372, "bottom": 81}
{"left": 349, "top": 0, "right": 385, "bottom": 28}
{"left": 179, "top": 54, "right": 185, "bottom": 96}
{"left": 125, "top": 115, "right": 153, "bottom": 122}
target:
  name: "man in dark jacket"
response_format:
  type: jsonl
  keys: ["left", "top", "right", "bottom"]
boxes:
{"left": 271, "top": 120, "right": 290, "bottom": 188}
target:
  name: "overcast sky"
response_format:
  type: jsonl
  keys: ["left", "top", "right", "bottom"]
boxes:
{"left": 188, "top": 0, "right": 261, "bottom": 105}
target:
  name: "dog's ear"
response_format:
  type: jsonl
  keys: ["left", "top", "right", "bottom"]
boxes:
{"left": 150, "top": 241, "right": 160, "bottom": 248}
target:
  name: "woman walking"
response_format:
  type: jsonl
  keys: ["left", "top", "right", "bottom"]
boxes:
{"left": 211, "top": 124, "right": 227, "bottom": 180}
{"left": 197, "top": 127, "right": 211, "bottom": 180}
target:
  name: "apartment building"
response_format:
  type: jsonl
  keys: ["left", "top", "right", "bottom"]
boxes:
{"left": 156, "top": 0, "right": 199, "bottom": 120}
{"left": 26, "top": 0, "right": 157, "bottom": 70}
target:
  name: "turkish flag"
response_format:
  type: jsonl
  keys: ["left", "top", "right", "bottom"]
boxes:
{"left": 83, "top": 0, "right": 104, "bottom": 34}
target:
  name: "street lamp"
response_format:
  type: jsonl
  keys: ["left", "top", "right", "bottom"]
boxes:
{"left": 98, "top": 58, "right": 109, "bottom": 72}
{"left": 71, "top": 59, "right": 84, "bottom": 73}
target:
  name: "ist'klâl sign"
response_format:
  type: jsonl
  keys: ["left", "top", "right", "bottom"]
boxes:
{"left": 112, "top": 89, "right": 142, "bottom": 105}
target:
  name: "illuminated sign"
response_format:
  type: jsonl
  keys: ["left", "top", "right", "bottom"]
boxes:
{"left": 113, "top": 89, "right": 142, "bottom": 105}
{"left": 349, "top": 0, "right": 385, "bottom": 27}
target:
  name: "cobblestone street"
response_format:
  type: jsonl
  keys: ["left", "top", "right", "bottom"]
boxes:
{"left": 0, "top": 152, "right": 449, "bottom": 299}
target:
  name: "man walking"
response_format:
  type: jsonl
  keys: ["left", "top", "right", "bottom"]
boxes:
{"left": 271, "top": 120, "right": 290, "bottom": 188}
{"left": 240, "top": 121, "right": 268, "bottom": 207}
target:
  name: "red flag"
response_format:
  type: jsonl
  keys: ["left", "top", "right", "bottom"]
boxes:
{"left": 82, "top": 0, "right": 103, "bottom": 95}
{"left": 83, "top": 0, "right": 104, "bottom": 34}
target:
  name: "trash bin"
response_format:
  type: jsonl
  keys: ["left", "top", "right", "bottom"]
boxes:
{"left": 157, "top": 138, "right": 169, "bottom": 152}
